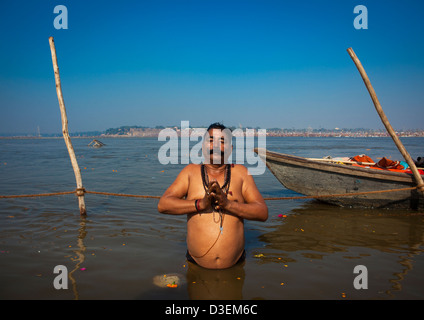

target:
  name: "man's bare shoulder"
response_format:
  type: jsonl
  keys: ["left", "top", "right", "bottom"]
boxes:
{"left": 184, "top": 163, "right": 201, "bottom": 172}
{"left": 231, "top": 164, "right": 250, "bottom": 177}
{"left": 178, "top": 163, "right": 201, "bottom": 177}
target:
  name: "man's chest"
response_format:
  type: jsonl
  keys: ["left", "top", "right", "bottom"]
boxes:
{"left": 187, "top": 173, "right": 243, "bottom": 202}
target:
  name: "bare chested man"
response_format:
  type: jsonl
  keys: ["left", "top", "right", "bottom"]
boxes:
{"left": 158, "top": 123, "right": 268, "bottom": 269}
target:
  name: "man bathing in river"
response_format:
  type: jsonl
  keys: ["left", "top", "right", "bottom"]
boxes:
{"left": 158, "top": 123, "right": 268, "bottom": 269}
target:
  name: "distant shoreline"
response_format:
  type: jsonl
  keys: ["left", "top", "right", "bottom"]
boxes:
{"left": 2, "top": 126, "right": 424, "bottom": 139}
{"left": 1, "top": 132, "right": 424, "bottom": 139}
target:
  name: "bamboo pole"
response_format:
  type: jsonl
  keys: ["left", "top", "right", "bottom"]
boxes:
{"left": 49, "top": 37, "right": 87, "bottom": 215}
{"left": 347, "top": 47, "right": 424, "bottom": 194}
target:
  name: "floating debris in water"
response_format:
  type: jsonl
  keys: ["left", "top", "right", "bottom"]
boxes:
{"left": 167, "top": 282, "right": 178, "bottom": 288}
{"left": 88, "top": 139, "right": 105, "bottom": 148}
{"left": 153, "top": 273, "right": 184, "bottom": 288}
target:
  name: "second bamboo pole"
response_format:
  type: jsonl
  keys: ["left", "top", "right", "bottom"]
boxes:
{"left": 347, "top": 47, "right": 424, "bottom": 194}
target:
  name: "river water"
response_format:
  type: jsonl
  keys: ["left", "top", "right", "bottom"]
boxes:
{"left": 0, "top": 136, "right": 423, "bottom": 299}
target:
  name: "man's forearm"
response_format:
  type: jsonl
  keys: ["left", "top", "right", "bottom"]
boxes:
{"left": 224, "top": 200, "right": 268, "bottom": 222}
{"left": 158, "top": 196, "right": 197, "bottom": 215}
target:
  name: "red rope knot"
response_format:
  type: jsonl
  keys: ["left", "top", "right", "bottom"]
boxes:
{"left": 75, "top": 188, "right": 86, "bottom": 196}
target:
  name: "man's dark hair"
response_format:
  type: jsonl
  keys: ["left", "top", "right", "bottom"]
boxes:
{"left": 207, "top": 122, "right": 229, "bottom": 131}
{"left": 204, "top": 122, "right": 233, "bottom": 140}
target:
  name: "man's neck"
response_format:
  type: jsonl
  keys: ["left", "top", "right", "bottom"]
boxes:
{"left": 204, "top": 163, "right": 227, "bottom": 175}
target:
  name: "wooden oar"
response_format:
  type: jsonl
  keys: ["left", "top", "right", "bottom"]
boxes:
{"left": 347, "top": 48, "right": 424, "bottom": 193}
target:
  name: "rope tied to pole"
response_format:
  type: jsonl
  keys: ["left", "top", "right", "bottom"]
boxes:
{"left": 263, "top": 186, "right": 418, "bottom": 200}
{"left": 84, "top": 190, "right": 161, "bottom": 199}
{"left": 0, "top": 191, "right": 76, "bottom": 199}
{"left": 75, "top": 188, "right": 86, "bottom": 197}
{"left": 0, "top": 185, "right": 419, "bottom": 201}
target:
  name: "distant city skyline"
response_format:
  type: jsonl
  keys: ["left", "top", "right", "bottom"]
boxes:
{"left": 2, "top": 125, "right": 423, "bottom": 138}
{"left": 1, "top": 1, "right": 424, "bottom": 134}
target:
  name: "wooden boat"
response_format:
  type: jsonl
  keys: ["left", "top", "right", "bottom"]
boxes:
{"left": 254, "top": 148, "right": 424, "bottom": 209}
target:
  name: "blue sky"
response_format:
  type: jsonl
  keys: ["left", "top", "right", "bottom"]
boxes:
{"left": 1, "top": 0, "right": 424, "bottom": 134}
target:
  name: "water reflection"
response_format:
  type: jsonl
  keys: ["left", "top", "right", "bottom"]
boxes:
{"left": 260, "top": 203, "right": 424, "bottom": 255}
{"left": 389, "top": 249, "right": 420, "bottom": 296}
{"left": 186, "top": 261, "right": 245, "bottom": 300}
{"left": 258, "top": 202, "right": 424, "bottom": 296}
{"left": 68, "top": 217, "right": 87, "bottom": 300}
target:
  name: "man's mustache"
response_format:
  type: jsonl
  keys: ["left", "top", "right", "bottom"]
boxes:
{"left": 210, "top": 150, "right": 225, "bottom": 156}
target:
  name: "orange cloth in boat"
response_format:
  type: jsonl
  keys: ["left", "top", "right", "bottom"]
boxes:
{"left": 374, "top": 157, "right": 405, "bottom": 170}
{"left": 350, "top": 154, "right": 374, "bottom": 163}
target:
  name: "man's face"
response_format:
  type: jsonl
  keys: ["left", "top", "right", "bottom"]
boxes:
{"left": 203, "top": 128, "right": 232, "bottom": 164}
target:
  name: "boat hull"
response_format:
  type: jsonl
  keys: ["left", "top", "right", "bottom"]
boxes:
{"left": 256, "top": 148, "right": 423, "bottom": 209}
